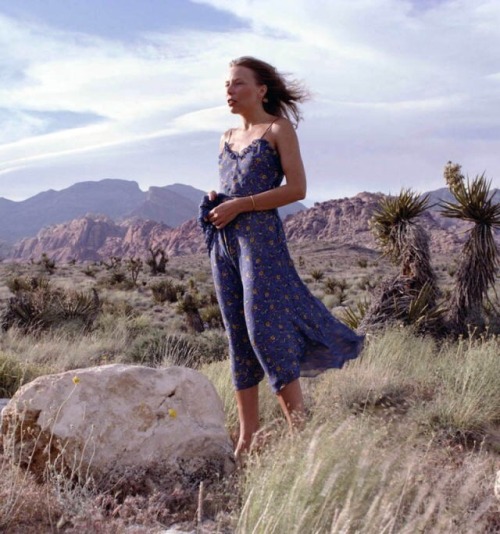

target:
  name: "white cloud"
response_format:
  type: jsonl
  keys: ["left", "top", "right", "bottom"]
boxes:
{"left": 0, "top": 1, "right": 499, "bottom": 203}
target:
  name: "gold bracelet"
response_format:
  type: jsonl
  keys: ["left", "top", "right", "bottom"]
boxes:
{"left": 250, "top": 195, "right": 256, "bottom": 211}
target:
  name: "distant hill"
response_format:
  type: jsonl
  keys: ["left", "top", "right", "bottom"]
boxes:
{"left": 9, "top": 190, "right": 499, "bottom": 262}
{"left": 0, "top": 180, "right": 306, "bottom": 244}
{"left": 424, "top": 186, "right": 500, "bottom": 209}
{"left": 0, "top": 180, "right": 144, "bottom": 243}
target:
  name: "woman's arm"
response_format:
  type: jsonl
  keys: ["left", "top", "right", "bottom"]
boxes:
{"left": 208, "top": 119, "right": 307, "bottom": 229}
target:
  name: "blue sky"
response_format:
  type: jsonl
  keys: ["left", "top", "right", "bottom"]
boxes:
{"left": 0, "top": 0, "right": 499, "bottom": 204}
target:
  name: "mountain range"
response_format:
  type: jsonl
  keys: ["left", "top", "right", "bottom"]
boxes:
{"left": 7, "top": 187, "right": 499, "bottom": 263}
{"left": 0, "top": 179, "right": 306, "bottom": 245}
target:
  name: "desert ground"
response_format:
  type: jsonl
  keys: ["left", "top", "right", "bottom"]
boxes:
{"left": 0, "top": 242, "right": 499, "bottom": 533}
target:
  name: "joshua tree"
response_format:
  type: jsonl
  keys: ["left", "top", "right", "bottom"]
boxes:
{"left": 147, "top": 246, "right": 168, "bottom": 275}
{"left": 125, "top": 257, "right": 143, "bottom": 286}
{"left": 38, "top": 253, "right": 56, "bottom": 274}
{"left": 440, "top": 162, "right": 500, "bottom": 334}
{"left": 359, "top": 189, "right": 442, "bottom": 334}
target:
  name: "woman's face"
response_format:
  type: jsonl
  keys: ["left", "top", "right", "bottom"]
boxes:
{"left": 225, "top": 66, "right": 266, "bottom": 114}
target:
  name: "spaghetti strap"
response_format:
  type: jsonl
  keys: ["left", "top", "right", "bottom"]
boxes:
{"left": 226, "top": 128, "right": 233, "bottom": 143}
{"left": 260, "top": 118, "right": 279, "bottom": 139}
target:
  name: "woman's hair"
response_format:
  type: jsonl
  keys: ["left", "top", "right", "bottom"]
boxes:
{"left": 229, "top": 56, "right": 309, "bottom": 126}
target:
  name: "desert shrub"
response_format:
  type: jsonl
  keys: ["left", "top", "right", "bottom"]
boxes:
{"left": 340, "top": 300, "right": 369, "bottom": 330}
{"left": 146, "top": 246, "right": 168, "bottom": 275}
{"left": 177, "top": 294, "right": 204, "bottom": 333}
{"left": 82, "top": 265, "right": 97, "bottom": 278}
{"left": 37, "top": 253, "right": 56, "bottom": 274}
{"left": 99, "top": 297, "right": 137, "bottom": 319}
{"left": 0, "top": 352, "right": 41, "bottom": 397}
{"left": 6, "top": 276, "right": 49, "bottom": 294}
{"left": 357, "top": 258, "right": 369, "bottom": 268}
{"left": 100, "top": 256, "right": 122, "bottom": 270}
{"left": 104, "top": 270, "right": 135, "bottom": 289}
{"left": 310, "top": 269, "right": 324, "bottom": 282}
{"left": 123, "top": 327, "right": 228, "bottom": 369}
{"left": 125, "top": 257, "right": 143, "bottom": 285}
{"left": 123, "top": 331, "right": 199, "bottom": 368}
{"left": 2, "top": 283, "right": 101, "bottom": 334}
{"left": 200, "top": 304, "right": 224, "bottom": 329}
{"left": 150, "top": 279, "right": 185, "bottom": 304}
{"left": 323, "top": 277, "right": 337, "bottom": 294}
{"left": 196, "top": 330, "right": 228, "bottom": 363}
{"left": 357, "top": 275, "right": 375, "bottom": 291}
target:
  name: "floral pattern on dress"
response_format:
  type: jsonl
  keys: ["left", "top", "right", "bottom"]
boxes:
{"left": 205, "top": 138, "right": 364, "bottom": 393}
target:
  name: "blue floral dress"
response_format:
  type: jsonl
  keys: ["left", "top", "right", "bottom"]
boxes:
{"left": 201, "top": 130, "right": 364, "bottom": 393}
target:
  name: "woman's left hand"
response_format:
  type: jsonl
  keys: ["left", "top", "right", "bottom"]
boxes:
{"left": 208, "top": 198, "right": 242, "bottom": 229}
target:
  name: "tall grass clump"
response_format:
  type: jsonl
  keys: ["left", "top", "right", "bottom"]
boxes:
{"left": 238, "top": 420, "right": 444, "bottom": 533}
{"left": 428, "top": 335, "right": 500, "bottom": 437}
{"left": 235, "top": 329, "right": 500, "bottom": 533}
{"left": 238, "top": 419, "right": 498, "bottom": 533}
{"left": 123, "top": 331, "right": 199, "bottom": 368}
{"left": 311, "top": 328, "right": 437, "bottom": 419}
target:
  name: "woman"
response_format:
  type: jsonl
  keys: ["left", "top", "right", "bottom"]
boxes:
{"left": 200, "top": 56, "right": 364, "bottom": 460}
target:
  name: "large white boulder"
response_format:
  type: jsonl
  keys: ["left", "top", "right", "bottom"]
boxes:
{"left": 1, "top": 364, "right": 234, "bottom": 492}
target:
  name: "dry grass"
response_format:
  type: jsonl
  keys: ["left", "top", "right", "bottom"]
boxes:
{"left": 233, "top": 330, "right": 500, "bottom": 534}
{"left": 0, "top": 248, "right": 499, "bottom": 532}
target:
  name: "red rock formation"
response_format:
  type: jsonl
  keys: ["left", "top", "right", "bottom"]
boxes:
{"left": 9, "top": 193, "right": 498, "bottom": 262}
{"left": 12, "top": 216, "right": 126, "bottom": 262}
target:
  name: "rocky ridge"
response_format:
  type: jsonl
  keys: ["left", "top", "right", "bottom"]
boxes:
{"left": 10, "top": 192, "right": 497, "bottom": 262}
{"left": 0, "top": 179, "right": 306, "bottom": 245}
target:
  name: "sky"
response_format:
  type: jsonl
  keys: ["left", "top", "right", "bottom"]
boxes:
{"left": 0, "top": 0, "right": 499, "bottom": 205}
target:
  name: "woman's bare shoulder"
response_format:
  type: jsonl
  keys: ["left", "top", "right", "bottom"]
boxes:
{"left": 219, "top": 128, "right": 233, "bottom": 151}
{"left": 272, "top": 117, "right": 299, "bottom": 143}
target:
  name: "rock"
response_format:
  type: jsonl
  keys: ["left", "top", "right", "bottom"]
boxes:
{"left": 1, "top": 364, "right": 234, "bottom": 492}
{"left": 495, "top": 470, "right": 500, "bottom": 501}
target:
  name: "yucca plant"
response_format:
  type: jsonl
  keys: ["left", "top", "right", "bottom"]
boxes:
{"left": 360, "top": 189, "right": 442, "bottom": 334}
{"left": 440, "top": 162, "right": 500, "bottom": 334}
{"left": 370, "top": 189, "right": 434, "bottom": 282}
{"left": 340, "top": 299, "right": 369, "bottom": 330}
{"left": 1, "top": 284, "right": 100, "bottom": 333}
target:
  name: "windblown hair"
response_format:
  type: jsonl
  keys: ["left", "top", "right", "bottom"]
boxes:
{"left": 230, "top": 56, "right": 309, "bottom": 126}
